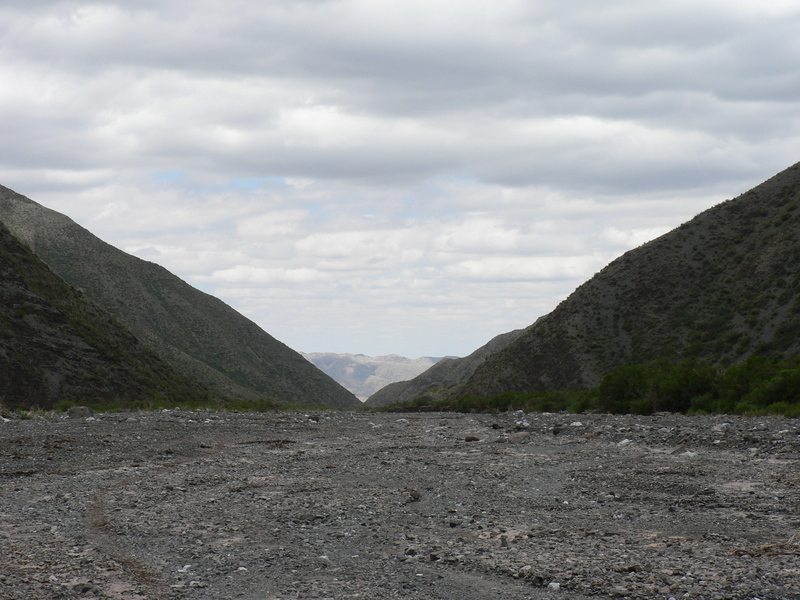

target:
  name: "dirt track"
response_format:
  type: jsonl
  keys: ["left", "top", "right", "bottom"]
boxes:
{"left": 1, "top": 410, "right": 799, "bottom": 600}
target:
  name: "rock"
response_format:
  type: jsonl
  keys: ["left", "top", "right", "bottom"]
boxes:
{"left": 72, "top": 582, "right": 101, "bottom": 594}
{"left": 2, "top": 410, "right": 797, "bottom": 600}
{"left": 547, "top": 581, "right": 561, "bottom": 592}
{"left": 516, "top": 565, "right": 532, "bottom": 579}
{"left": 464, "top": 435, "right": 480, "bottom": 442}
{"left": 508, "top": 431, "right": 530, "bottom": 444}
{"left": 448, "top": 518, "right": 463, "bottom": 527}
{"left": 67, "top": 406, "right": 94, "bottom": 419}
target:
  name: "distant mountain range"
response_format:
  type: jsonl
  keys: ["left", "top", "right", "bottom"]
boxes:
{"left": 301, "top": 352, "right": 447, "bottom": 400}
{"left": 0, "top": 186, "right": 360, "bottom": 409}
{"left": 367, "top": 160, "right": 800, "bottom": 406}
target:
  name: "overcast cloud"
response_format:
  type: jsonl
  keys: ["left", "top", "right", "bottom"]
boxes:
{"left": 1, "top": 1, "right": 799, "bottom": 357}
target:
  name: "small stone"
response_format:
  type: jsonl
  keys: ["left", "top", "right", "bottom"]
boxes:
{"left": 547, "top": 581, "right": 561, "bottom": 592}
{"left": 516, "top": 565, "right": 532, "bottom": 579}
{"left": 72, "top": 583, "right": 101, "bottom": 594}
{"left": 407, "top": 488, "right": 421, "bottom": 501}
{"left": 509, "top": 431, "right": 530, "bottom": 444}
{"left": 465, "top": 435, "right": 480, "bottom": 442}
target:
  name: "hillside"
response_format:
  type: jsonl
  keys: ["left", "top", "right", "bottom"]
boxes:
{"left": 0, "top": 220, "right": 214, "bottom": 410}
{"left": 0, "top": 186, "right": 360, "bottom": 408}
{"left": 302, "top": 352, "right": 444, "bottom": 400}
{"left": 372, "top": 160, "right": 800, "bottom": 404}
{"left": 364, "top": 328, "right": 526, "bottom": 407}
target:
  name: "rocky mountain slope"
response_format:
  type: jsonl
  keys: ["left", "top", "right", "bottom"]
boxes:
{"left": 372, "top": 160, "right": 800, "bottom": 404}
{"left": 0, "top": 220, "right": 213, "bottom": 410}
{"left": 0, "top": 186, "right": 360, "bottom": 408}
{"left": 365, "top": 328, "right": 526, "bottom": 406}
{"left": 302, "top": 352, "right": 445, "bottom": 400}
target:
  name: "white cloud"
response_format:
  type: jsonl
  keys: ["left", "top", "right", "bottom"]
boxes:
{"left": 602, "top": 226, "right": 670, "bottom": 249}
{"left": 1, "top": 0, "right": 798, "bottom": 356}
{"left": 210, "top": 265, "right": 326, "bottom": 284}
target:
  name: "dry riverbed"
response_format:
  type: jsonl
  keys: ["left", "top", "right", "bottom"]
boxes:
{"left": 1, "top": 410, "right": 799, "bottom": 600}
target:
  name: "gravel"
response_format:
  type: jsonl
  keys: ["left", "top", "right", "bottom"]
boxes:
{"left": 1, "top": 410, "right": 798, "bottom": 599}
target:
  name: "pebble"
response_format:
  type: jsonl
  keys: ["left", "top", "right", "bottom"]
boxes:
{"left": 2, "top": 410, "right": 797, "bottom": 600}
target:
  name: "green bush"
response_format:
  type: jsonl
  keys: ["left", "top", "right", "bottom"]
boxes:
{"left": 380, "top": 354, "right": 800, "bottom": 417}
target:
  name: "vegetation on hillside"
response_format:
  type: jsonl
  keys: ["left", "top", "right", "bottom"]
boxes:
{"left": 0, "top": 184, "right": 360, "bottom": 408}
{"left": 379, "top": 355, "right": 800, "bottom": 417}
{"left": 369, "top": 162, "right": 800, "bottom": 405}
{"left": 0, "top": 220, "right": 227, "bottom": 411}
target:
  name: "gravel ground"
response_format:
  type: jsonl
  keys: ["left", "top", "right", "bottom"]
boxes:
{"left": 1, "top": 410, "right": 799, "bottom": 600}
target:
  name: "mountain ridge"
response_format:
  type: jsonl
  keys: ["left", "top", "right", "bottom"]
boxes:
{"left": 0, "top": 185, "right": 360, "bottom": 408}
{"left": 370, "top": 160, "right": 800, "bottom": 404}
{"left": 364, "top": 328, "right": 527, "bottom": 406}
{"left": 302, "top": 352, "right": 446, "bottom": 400}
{"left": 0, "top": 219, "right": 214, "bottom": 410}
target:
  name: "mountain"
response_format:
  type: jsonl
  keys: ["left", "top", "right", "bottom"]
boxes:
{"left": 364, "top": 329, "right": 526, "bottom": 406}
{"left": 370, "top": 160, "right": 800, "bottom": 404}
{"left": 0, "top": 186, "right": 360, "bottom": 408}
{"left": 0, "top": 219, "right": 215, "bottom": 411}
{"left": 302, "top": 352, "right": 446, "bottom": 400}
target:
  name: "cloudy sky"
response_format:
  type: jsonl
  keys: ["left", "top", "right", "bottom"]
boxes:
{"left": 1, "top": 1, "right": 799, "bottom": 358}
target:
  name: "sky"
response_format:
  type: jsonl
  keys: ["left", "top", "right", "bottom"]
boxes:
{"left": 1, "top": 1, "right": 799, "bottom": 358}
